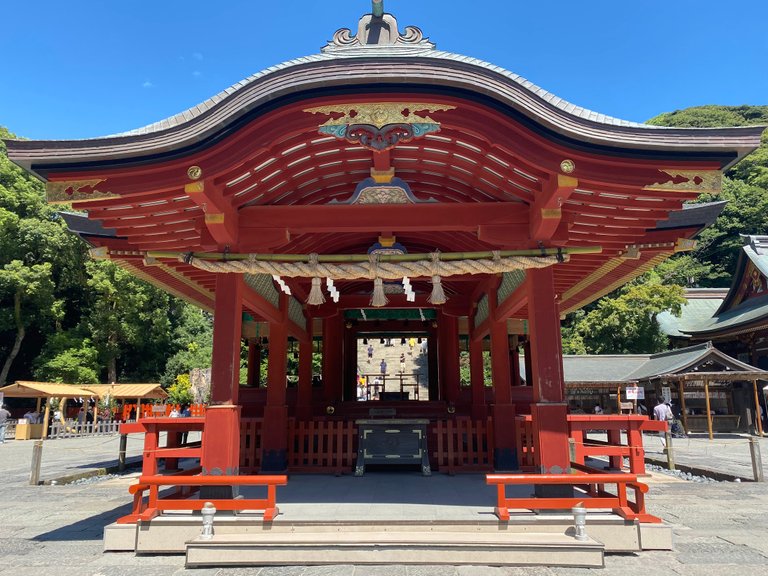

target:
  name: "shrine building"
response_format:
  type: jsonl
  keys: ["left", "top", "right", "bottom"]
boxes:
{"left": 6, "top": 2, "right": 764, "bottom": 482}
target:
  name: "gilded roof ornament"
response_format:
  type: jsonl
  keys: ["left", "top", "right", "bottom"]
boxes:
{"left": 322, "top": 1, "right": 435, "bottom": 53}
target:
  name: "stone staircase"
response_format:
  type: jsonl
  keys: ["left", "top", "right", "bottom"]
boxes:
{"left": 357, "top": 337, "right": 430, "bottom": 400}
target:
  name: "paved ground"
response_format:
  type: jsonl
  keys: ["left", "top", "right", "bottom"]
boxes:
{"left": 1, "top": 433, "right": 768, "bottom": 575}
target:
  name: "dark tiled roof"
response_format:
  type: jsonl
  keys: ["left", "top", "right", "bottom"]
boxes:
{"left": 59, "top": 212, "right": 117, "bottom": 239}
{"left": 656, "top": 201, "right": 726, "bottom": 231}
{"left": 563, "top": 342, "right": 765, "bottom": 384}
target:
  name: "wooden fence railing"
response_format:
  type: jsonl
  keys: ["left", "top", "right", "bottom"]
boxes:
{"left": 49, "top": 419, "right": 122, "bottom": 439}
{"left": 240, "top": 418, "right": 263, "bottom": 472}
{"left": 287, "top": 418, "right": 357, "bottom": 474}
{"left": 430, "top": 417, "right": 494, "bottom": 473}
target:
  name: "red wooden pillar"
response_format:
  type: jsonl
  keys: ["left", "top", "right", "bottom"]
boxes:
{"left": 262, "top": 319, "right": 288, "bottom": 471}
{"left": 427, "top": 324, "right": 439, "bottom": 400}
{"left": 247, "top": 339, "right": 261, "bottom": 388}
{"left": 439, "top": 313, "right": 461, "bottom": 404}
{"left": 469, "top": 313, "right": 487, "bottom": 419}
{"left": 489, "top": 307, "right": 517, "bottom": 470}
{"left": 296, "top": 335, "right": 313, "bottom": 420}
{"left": 201, "top": 273, "right": 242, "bottom": 497}
{"left": 322, "top": 315, "right": 343, "bottom": 402}
{"left": 527, "top": 266, "right": 570, "bottom": 483}
{"left": 510, "top": 335, "right": 521, "bottom": 387}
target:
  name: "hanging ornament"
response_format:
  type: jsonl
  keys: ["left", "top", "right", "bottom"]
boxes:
{"left": 369, "top": 254, "right": 388, "bottom": 307}
{"left": 306, "top": 254, "right": 326, "bottom": 305}
{"left": 427, "top": 252, "right": 447, "bottom": 305}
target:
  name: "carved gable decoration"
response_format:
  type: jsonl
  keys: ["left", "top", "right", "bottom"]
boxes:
{"left": 304, "top": 102, "right": 455, "bottom": 152}
{"left": 47, "top": 179, "right": 119, "bottom": 204}
{"left": 735, "top": 260, "right": 768, "bottom": 307}
{"left": 322, "top": 1, "right": 435, "bottom": 53}
{"left": 643, "top": 169, "right": 722, "bottom": 194}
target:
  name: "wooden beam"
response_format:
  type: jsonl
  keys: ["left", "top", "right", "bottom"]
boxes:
{"left": 185, "top": 178, "right": 239, "bottom": 249}
{"left": 239, "top": 202, "right": 528, "bottom": 235}
{"left": 530, "top": 174, "right": 578, "bottom": 241}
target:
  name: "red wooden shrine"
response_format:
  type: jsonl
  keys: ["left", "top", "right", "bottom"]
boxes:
{"left": 6, "top": 2, "right": 763, "bottom": 485}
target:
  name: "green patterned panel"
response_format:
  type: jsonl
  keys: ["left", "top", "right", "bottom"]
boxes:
{"left": 289, "top": 297, "right": 306, "bottom": 330}
{"left": 244, "top": 273, "right": 280, "bottom": 309}
{"left": 498, "top": 270, "right": 526, "bottom": 305}
{"left": 475, "top": 294, "right": 489, "bottom": 327}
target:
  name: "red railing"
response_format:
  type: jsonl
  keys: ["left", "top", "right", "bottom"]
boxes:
{"left": 287, "top": 418, "right": 357, "bottom": 474}
{"left": 430, "top": 417, "right": 494, "bottom": 473}
{"left": 121, "top": 474, "right": 287, "bottom": 524}
{"left": 121, "top": 403, "right": 207, "bottom": 421}
{"left": 487, "top": 464, "right": 660, "bottom": 524}
{"left": 514, "top": 414, "right": 665, "bottom": 474}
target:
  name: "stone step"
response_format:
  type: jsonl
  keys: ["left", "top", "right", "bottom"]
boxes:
{"left": 185, "top": 531, "right": 605, "bottom": 567}
{"left": 108, "top": 513, "right": 645, "bottom": 554}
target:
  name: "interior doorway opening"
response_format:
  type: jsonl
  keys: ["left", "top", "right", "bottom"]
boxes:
{"left": 356, "top": 334, "right": 430, "bottom": 401}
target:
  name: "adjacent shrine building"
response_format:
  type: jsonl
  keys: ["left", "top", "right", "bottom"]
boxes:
{"left": 6, "top": 2, "right": 764, "bottom": 476}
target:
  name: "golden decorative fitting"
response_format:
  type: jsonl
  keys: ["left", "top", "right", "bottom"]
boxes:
{"left": 326, "top": 405, "right": 336, "bottom": 415}
{"left": 560, "top": 159, "right": 576, "bottom": 174}
{"left": 205, "top": 213, "right": 226, "bottom": 224}
{"left": 304, "top": 102, "right": 455, "bottom": 129}
{"left": 540, "top": 208, "right": 562, "bottom": 220}
{"left": 356, "top": 186, "right": 412, "bottom": 204}
{"left": 371, "top": 167, "right": 396, "bottom": 183}
{"left": 185, "top": 181, "right": 205, "bottom": 194}
{"left": 88, "top": 246, "right": 110, "bottom": 260}
{"left": 46, "top": 179, "right": 118, "bottom": 204}
{"left": 187, "top": 166, "right": 203, "bottom": 180}
{"left": 675, "top": 238, "right": 698, "bottom": 253}
{"left": 644, "top": 169, "right": 722, "bottom": 194}
{"left": 378, "top": 235, "right": 397, "bottom": 247}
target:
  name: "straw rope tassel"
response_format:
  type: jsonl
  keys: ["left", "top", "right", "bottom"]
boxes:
{"left": 306, "top": 254, "right": 326, "bottom": 305}
{"left": 369, "top": 254, "right": 388, "bottom": 308}
{"left": 428, "top": 252, "right": 447, "bottom": 305}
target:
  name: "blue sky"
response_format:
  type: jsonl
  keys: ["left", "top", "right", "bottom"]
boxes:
{"left": 2, "top": 0, "right": 766, "bottom": 140}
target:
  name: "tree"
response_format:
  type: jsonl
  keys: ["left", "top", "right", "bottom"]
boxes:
{"left": 0, "top": 261, "right": 60, "bottom": 386}
{"left": 33, "top": 331, "right": 100, "bottom": 384}
{"left": 83, "top": 260, "right": 172, "bottom": 383}
{"left": 564, "top": 279, "right": 685, "bottom": 354}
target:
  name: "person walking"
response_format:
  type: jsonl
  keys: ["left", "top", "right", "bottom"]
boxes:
{"left": 0, "top": 404, "right": 11, "bottom": 443}
{"left": 653, "top": 398, "right": 673, "bottom": 447}
{"left": 400, "top": 353, "right": 406, "bottom": 374}
{"left": 380, "top": 359, "right": 387, "bottom": 375}
{"left": 367, "top": 343, "right": 374, "bottom": 363}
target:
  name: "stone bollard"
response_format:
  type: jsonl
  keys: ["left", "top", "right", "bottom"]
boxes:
{"left": 200, "top": 501, "right": 216, "bottom": 540}
{"left": 749, "top": 437, "right": 764, "bottom": 482}
{"left": 572, "top": 503, "right": 588, "bottom": 542}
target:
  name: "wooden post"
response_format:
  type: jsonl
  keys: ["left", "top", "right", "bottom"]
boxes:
{"left": 749, "top": 437, "right": 764, "bottom": 482}
{"left": 247, "top": 339, "right": 261, "bottom": 387}
{"left": 201, "top": 273, "right": 243, "bottom": 496}
{"left": 526, "top": 266, "right": 570, "bottom": 485}
{"left": 262, "top": 319, "right": 288, "bottom": 471}
{"left": 704, "top": 378, "right": 714, "bottom": 440}
{"left": 616, "top": 386, "right": 621, "bottom": 413}
{"left": 41, "top": 400, "right": 51, "bottom": 440}
{"left": 118, "top": 433, "right": 128, "bottom": 472}
{"left": 679, "top": 380, "right": 689, "bottom": 434}
{"left": 297, "top": 336, "right": 313, "bottom": 420}
{"left": 665, "top": 431, "right": 675, "bottom": 471}
{"left": 439, "top": 313, "right": 461, "bottom": 404}
{"left": 753, "top": 379, "right": 764, "bottom": 437}
{"left": 469, "top": 325, "right": 487, "bottom": 419}
{"left": 29, "top": 440, "right": 43, "bottom": 485}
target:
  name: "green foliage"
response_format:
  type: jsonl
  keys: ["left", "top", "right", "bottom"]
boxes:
{"left": 33, "top": 331, "right": 100, "bottom": 384}
{"left": 167, "top": 373, "right": 194, "bottom": 406}
{"left": 565, "top": 279, "right": 685, "bottom": 354}
{"left": 646, "top": 106, "right": 768, "bottom": 286}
